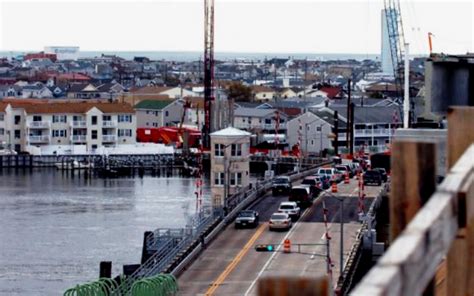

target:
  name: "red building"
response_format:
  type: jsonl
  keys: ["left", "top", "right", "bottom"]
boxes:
{"left": 24, "top": 52, "right": 57, "bottom": 62}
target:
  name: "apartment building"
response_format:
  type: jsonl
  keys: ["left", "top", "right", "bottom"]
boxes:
{"left": 0, "top": 101, "right": 136, "bottom": 152}
{"left": 233, "top": 107, "right": 288, "bottom": 144}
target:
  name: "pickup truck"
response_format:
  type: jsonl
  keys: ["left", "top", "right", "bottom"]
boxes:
{"left": 272, "top": 176, "right": 292, "bottom": 195}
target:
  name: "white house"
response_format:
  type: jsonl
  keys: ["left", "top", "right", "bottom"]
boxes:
{"left": 286, "top": 111, "right": 333, "bottom": 155}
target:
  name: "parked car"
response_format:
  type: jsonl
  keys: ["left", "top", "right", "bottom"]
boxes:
{"left": 363, "top": 170, "right": 383, "bottom": 186}
{"left": 374, "top": 168, "right": 388, "bottom": 182}
{"left": 278, "top": 201, "right": 301, "bottom": 221}
{"left": 272, "top": 176, "right": 292, "bottom": 195}
{"left": 289, "top": 186, "right": 313, "bottom": 208}
{"left": 301, "top": 176, "right": 323, "bottom": 194}
{"left": 269, "top": 212, "right": 292, "bottom": 231}
{"left": 234, "top": 210, "right": 259, "bottom": 228}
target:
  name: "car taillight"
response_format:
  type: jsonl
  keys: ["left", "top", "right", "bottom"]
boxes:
{"left": 283, "top": 221, "right": 288, "bottom": 224}
{"left": 269, "top": 221, "right": 273, "bottom": 224}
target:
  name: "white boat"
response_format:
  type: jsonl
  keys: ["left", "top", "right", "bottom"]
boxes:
{"left": 55, "top": 160, "right": 93, "bottom": 170}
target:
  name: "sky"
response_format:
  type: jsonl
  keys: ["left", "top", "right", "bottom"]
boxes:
{"left": 0, "top": 0, "right": 472, "bottom": 55}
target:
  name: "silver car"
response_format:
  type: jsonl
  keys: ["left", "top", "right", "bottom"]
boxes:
{"left": 269, "top": 212, "right": 292, "bottom": 231}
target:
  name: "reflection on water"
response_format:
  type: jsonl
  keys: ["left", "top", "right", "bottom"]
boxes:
{"left": 0, "top": 168, "right": 209, "bottom": 295}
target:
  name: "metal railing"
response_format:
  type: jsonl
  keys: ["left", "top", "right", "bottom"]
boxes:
{"left": 112, "top": 214, "right": 219, "bottom": 295}
{"left": 71, "top": 135, "right": 87, "bottom": 142}
{"left": 28, "top": 135, "right": 50, "bottom": 143}
{"left": 27, "top": 121, "right": 50, "bottom": 128}
{"left": 102, "top": 135, "right": 117, "bottom": 142}
{"left": 103, "top": 121, "right": 118, "bottom": 128}
{"left": 71, "top": 121, "right": 87, "bottom": 128}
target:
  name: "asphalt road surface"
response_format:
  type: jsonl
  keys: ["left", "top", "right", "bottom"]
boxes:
{"left": 178, "top": 177, "right": 386, "bottom": 295}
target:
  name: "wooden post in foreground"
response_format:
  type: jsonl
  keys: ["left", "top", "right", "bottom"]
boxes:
{"left": 443, "top": 107, "right": 474, "bottom": 296}
{"left": 390, "top": 140, "right": 437, "bottom": 242}
{"left": 258, "top": 276, "right": 329, "bottom": 296}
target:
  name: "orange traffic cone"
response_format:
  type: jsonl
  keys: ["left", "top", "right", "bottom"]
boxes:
{"left": 331, "top": 182, "right": 338, "bottom": 193}
{"left": 283, "top": 239, "right": 291, "bottom": 253}
{"left": 344, "top": 172, "right": 350, "bottom": 184}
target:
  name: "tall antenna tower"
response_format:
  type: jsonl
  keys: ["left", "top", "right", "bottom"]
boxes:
{"left": 203, "top": 0, "right": 215, "bottom": 149}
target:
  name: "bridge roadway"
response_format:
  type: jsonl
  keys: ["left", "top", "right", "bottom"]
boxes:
{"left": 178, "top": 177, "right": 386, "bottom": 295}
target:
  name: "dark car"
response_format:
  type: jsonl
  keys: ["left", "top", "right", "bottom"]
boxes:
{"left": 272, "top": 176, "right": 292, "bottom": 195}
{"left": 374, "top": 168, "right": 388, "bottom": 182}
{"left": 289, "top": 186, "right": 313, "bottom": 208}
{"left": 235, "top": 210, "right": 259, "bottom": 228}
{"left": 301, "top": 176, "right": 323, "bottom": 195}
{"left": 317, "top": 174, "right": 331, "bottom": 189}
{"left": 363, "top": 170, "right": 382, "bottom": 186}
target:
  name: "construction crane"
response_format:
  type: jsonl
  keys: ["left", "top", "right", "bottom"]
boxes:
{"left": 383, "top": 0, "right": 406, "bottom": 104}
{"left": 203, "top": 0, "right": 215, "bottom": 149}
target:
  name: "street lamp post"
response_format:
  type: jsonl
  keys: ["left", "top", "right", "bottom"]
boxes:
{"left": 323, "top": 192, "right": 344, "bottom": 279}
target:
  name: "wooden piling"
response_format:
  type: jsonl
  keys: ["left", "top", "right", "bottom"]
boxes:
{"left": 443, "top": 107, "right": 474, "bottom": 296}
{"left": 390, "top": 140, "right": 437, "bottom": 242}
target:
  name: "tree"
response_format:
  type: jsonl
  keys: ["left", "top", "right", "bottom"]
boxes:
{"left": 227, "top": 82, "right": 253, "bottom": 102}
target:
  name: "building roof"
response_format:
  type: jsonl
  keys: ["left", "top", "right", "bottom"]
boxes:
{"left": 311, "top": 108, "right": 347, "bottom": 126}
{"left": 252, "top": 85, "right": 275, "bottom": 93}
{"left": 134, "top": 100, "right": 174, "bottom": 110}
{"left": 129, "top": 86, "right": 174, "bottom": 94}
{"left": 210, "top": 127, "right": 251, "bottom": 137}
{"left": 183, "top": 96, "right": 204, "bottom": 109}
{"left": 330, "top": 105, "right": 402, "bottom": 124}
{"left": 6, "top": 100, "right": 134, "bottom": 114}
{"left": 319, "top": 86, "right": 341, "bottom": 99}
{"left": 234, "top": 107, "right": 281, "bottom": 118}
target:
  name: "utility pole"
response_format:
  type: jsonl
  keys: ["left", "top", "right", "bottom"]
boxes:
{"left": 339, "top": 199, "right": 344, "bottom": 278}
{"left": 403, "top": 43, "right": 410, "bottom": 128}
{"left": 346, "top": 79, "right": 351, "bottom": 153}
{"left": 349, "top": 102, "right": 355, "bottom": 156}
{"left": 334, "top": 111, "right": 339, "bottom": 156}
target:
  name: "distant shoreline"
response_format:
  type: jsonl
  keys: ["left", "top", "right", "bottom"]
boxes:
{"left": 0, "top": 50, "right": 385, "bottom": 62}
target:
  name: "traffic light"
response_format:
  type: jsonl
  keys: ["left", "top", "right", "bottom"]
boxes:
{"left": 255, "top": 244, "right": 275, "bottom": 252}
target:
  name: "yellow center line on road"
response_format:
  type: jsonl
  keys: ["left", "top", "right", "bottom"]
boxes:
{"left": 205, "top": 223, "right": 267, "bottom": 296}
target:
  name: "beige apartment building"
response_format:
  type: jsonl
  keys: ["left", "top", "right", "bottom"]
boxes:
{"left": 0, "top": 101, "right": 136, "bottom": 153}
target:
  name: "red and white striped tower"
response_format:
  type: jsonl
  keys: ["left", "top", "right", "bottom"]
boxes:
{"left": 274, "top": 110, "right": 280, "bottom": 153}
{"left": 390, "top": 109, "right": 400, "bottom": 143}
{"left": 322, "top": 200, "right": 333, "bottom": 280}
{"left": 297, "top": 118, "right": 303, "bottom": 158}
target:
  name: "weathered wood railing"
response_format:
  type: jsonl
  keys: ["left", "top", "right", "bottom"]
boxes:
{"left": 352, "top": 107, "right": 474, "bottom": 296}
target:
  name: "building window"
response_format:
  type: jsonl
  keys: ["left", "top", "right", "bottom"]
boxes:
{"left": 102, "top": 115, "right": 111, "bottom": 121}
{"left": 92, "top": 144, "right": 98, "bottom": 150}
{"left": 0, "top": 128, "right": 4, "bottom": 135}
{"left": 33, "top": 115, "right": 42, "bottom": 122}
{"left": 316, "top": 126, "right": 322, "bottom": 132}
{"left": 14, "top": 130, "right": 21, "bottom": 139}
{"left": 0, "top": 114, "right": 4, "bottom": 121}
{"left": 118, "top": 129, "right": 132, "bottom": 137}
{"left": 52, "top": 115, "right": 66, "bottom": 123}
{"left": 214, "top": 172, "right": 224, "bottom": 186}
{"left": 214, "top": 143, "right": 224, "bottom": 157}
{"left": 91, "top": 130, "right": 98, "bottom": 139}
{"left": 165, "top": 111, "right": 169, "bottom": 117}
{"left": 230, "top": 172, "right": 242, "bottom": 186}
{"left": 118, "top": 114, "right": 132, "bottom": 122}
{"left": 14, "top": 115, "right": 21, "bottom": 125}
{"left": 52, "top": 130, "right": 67, "bottom": 137}
{"left": 231, "top": 144, "right": 242, "bottom": 156}
{"left": 91, "top": 116, "right": 97, "bottom": 125}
